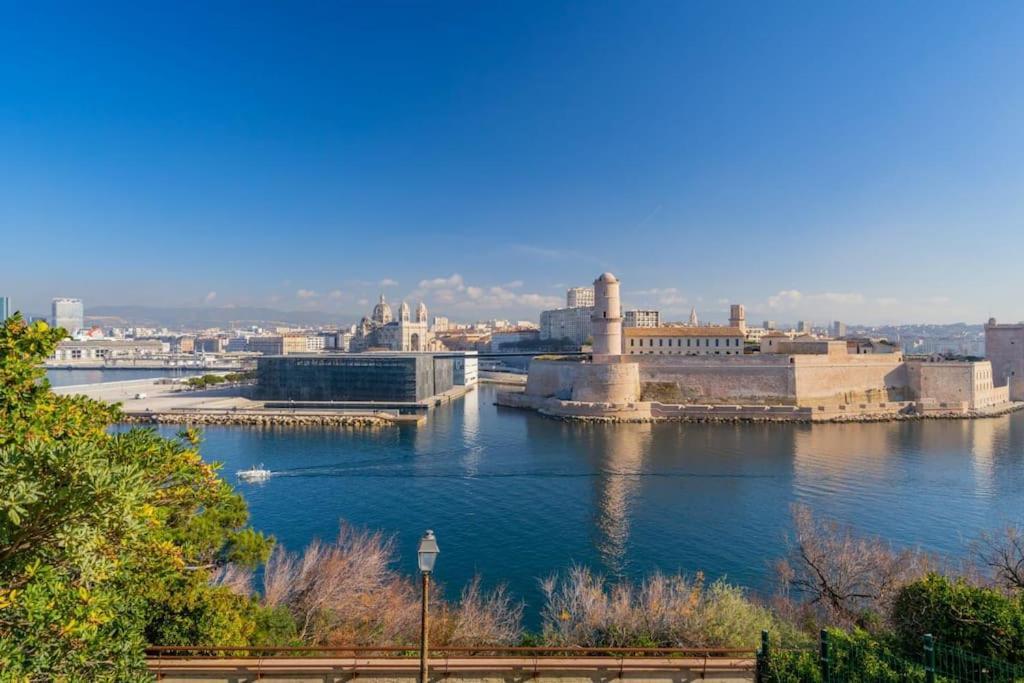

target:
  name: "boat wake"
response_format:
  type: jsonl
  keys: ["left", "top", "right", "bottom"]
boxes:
{"left": 237, "top": 464, "right": 272, "bottom": 482}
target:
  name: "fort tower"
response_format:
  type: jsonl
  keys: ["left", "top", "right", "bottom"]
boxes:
{"left": 591, "top": 272, "right": 622, "bottom": 358}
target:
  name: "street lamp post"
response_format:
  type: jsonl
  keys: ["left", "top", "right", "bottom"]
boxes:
{"left": 417, "top": 530, "right": 439, "bottom": 683}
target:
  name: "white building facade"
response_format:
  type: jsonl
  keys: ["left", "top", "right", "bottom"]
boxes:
{"left": 566, "top": 287, "right": 595, "bottom": 308}
{"left": 624, "top": 326, "right": 745, "bottom": 356}
{"left": 539, "top": 306, "right": 593, "bottom": 346}
{"left": 52, "top": 298, "right": 84, "bottom": 335}
{"left": 623, "top": 309, "right": 660, "bottom": 328}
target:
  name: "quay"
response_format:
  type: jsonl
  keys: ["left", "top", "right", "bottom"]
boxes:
{"left": 53, "top": 371, "right": 476, "bottom": 426}
{"left": 44, "top": 359, "right": 252, "bottom": 371}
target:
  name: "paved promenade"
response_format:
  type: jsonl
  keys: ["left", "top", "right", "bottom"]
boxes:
{"left": 53, "top": 377, "right": 257, "bottom": 413}
{"left": 53, "top": 377, "right": 437, "bottom": 425}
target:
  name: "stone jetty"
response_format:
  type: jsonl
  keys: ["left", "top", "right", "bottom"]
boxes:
{"left": 121, "top": 411, "right": 391, "bottom": 428}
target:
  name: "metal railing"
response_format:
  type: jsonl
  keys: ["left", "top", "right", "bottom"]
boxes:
{"left": 147, "top": 644, "right": 756, "bottom": 657}
{"left": 146, "top": 645, "right": 759, "bottom": 679}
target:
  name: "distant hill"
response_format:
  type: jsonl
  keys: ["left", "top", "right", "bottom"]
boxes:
{"left": 85, "top": 305, "right": 344, "bottom": 329}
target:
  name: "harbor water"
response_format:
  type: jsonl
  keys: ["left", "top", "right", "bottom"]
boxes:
{"left": 49, "top": 369, "right": 1024, "bottom": 620}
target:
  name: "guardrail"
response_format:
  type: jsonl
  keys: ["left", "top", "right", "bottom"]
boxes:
{"left": 147, "top": 645, "right": 758, "bottom": 680}
{"left": 147, "top": 645, "right": 756, "bottom": 657}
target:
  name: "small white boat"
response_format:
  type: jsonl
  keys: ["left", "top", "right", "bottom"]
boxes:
{"left": 237, "top": 465, "right": 271, "bottom": 482}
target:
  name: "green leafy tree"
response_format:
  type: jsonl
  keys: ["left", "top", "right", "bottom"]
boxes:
{"left": 891, "top": 573, "right": 1024, "bottom": 662}
{"left": 0, "top": 314, "right": 279, "bottom": 680}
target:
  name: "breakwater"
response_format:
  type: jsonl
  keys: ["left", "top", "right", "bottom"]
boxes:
{"left": 121, "top": 411, "right": 391, "bottom": 427}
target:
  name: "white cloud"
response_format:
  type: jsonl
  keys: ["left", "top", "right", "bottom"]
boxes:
{"left": 418, "top": 273, "right": 465, "bottom": 290}
{"left": 767, "top": 289, "right": 803, "bottom": 310}
{"left": 203, "top": 291, "right": 217, "bottom": 303}
{"left": 760, "top": 289, "right": 954, "bottom": 324}
{"left": 411, "top": 273, "right": 561, "bottom": 313}
{"left": 328, "top": 289, "right": 345, "bottom": 300}
{"left": 379, "top": 278, "right": 399, "bottom": 288}
{"left": 766, "top": 290, "right": 867, "bottom": 312}
{"left": 296, "top": 289, "right": 318, "bottom": 299}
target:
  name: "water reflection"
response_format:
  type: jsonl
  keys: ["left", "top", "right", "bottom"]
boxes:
{"left": 141, "top": 386, "right": 1024, "bottom": 619}
{"left": 591, "top": 423, "right": 652, "bottom": 574}
{"left": 967, "top": 418, "right": 1005, "bottom": 498}
{"left": 460, "top": 388, "right": 483, "bottom": 475}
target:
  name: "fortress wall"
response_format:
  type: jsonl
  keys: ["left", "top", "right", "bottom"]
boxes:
{"left": 524, "top": 354, "right": 1008, "bottom": 415}
{"left": 571, "top": 362, "right": 640, "bottom": 403}
{"left": 907, "top": 360, "right": 1011, "bottom": 411}
{"left": 791, "top": 354, "right": 907, "bottom": 405}
{"left": 634, "top": 355, "right": 795, "bottom": 404}
{"left": 524, "top": 359, "right": 641, "bottom": 404}
{"left": 979, "top": 385, "right": 1011, "bottom": 409}
{"left": 524, "top": 360, "right": 585, "bottom": 400}
{"left": 906, "top": 361, "right": 970, "bottom": 405}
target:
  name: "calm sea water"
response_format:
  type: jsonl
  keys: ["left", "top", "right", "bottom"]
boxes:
{"left": 52, "top": 370, "right": 1024, "bottom": 620}
{"left": 46, "top": 368, "right": 206, "bottom": 387}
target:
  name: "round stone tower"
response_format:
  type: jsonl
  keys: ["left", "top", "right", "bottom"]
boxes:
{"left": 591, "top": 272, "right": 622, "bottom": 359}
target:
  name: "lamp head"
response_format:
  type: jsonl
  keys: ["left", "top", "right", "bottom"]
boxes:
{"left": 417, "top": 529, "right": 439, "bottom": 573}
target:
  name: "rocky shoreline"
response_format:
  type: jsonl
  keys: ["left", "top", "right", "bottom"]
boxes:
{"left": 121, "top": 412, "right": 390, "bottom": 428}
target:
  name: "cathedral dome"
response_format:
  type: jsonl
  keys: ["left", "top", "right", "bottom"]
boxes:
{"left": 595, "top": 272, "right": 618, "bottom": 284}
{"left": 372, "top": 295, "right": 393, "bottom": 324}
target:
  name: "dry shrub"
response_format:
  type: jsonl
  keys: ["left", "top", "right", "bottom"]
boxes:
{"left": 434, "top": 576, "right": 523, "bottom": 646}
{"left": 261, "top": 524, "right": 417, "bottom": 644}
{"left": 539, "top": 565, "right": 791, "bottom": 648}
{"left": 776, "top": 504, "right": 929, "bottom": 630}
{"left": 211, "top": 563, "right": 254, "bottom": 597}
{"left": 976, "top": 525, "right": 1024, "bottom": 594}
{"left": 261, "top": 523, "right": 522, "bottom": 646}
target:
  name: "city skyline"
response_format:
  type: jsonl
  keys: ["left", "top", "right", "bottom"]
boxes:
{"left": 4, "top": 2, "right": 1024, "bottom": 324}
{"left": 4, "top": 286, "right": 999, "bottom": 333}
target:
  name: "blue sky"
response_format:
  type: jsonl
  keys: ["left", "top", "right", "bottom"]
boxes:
{"left": 2, "top": 1, "right": 1022, "bottom": 325}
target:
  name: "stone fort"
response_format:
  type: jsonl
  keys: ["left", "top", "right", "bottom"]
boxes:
{"left": 497, "top": 273, "right": 1015, "bottom": 422}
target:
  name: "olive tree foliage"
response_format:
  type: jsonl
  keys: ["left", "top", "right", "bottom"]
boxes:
{"left": 0, "top": 314, "right": 274, "bottom": 681}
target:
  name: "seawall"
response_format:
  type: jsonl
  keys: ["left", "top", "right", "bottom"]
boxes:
{"left": 496, "top": 391, "right": 1024, "bottom": 424}
{"left": 121, "top": 411, "right": 397, "bottom": 427}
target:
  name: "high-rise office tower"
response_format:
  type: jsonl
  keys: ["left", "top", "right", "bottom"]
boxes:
{"left": 51, "top": 297, "right": 84, "bottom": 335}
